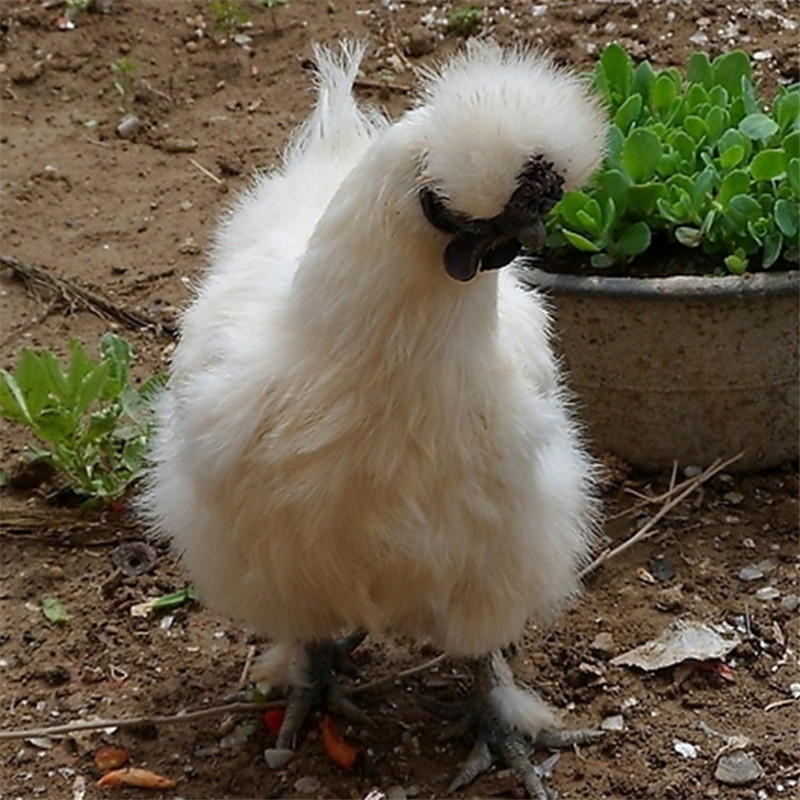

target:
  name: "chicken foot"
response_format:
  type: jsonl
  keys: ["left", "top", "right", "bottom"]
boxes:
{"left": 274, "top": 631, "right": 369, "bottom": 750}
{"left": 429, "top": 652, "right": 602, "bottom": 799}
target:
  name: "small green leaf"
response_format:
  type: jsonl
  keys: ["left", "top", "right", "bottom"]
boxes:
{"left": 785, "top": 131, "right": 800, "bottom": 161}
{"left": 728, "top": 194, "right": 762, "bottom": 223}
{"left": 719, "top": 145, "right": 745, "bottom": 169}
{"left": 750, "top": 149, "right": 786, "bottom": 181}
{"left": 605, "top": 125, "right": 625, "bottom": 170}
{"left": 575, "top": 208, "right": 601, "bottom": 235}
{"left": 554, "top": 190, "right": 591, "bottom": 229}
{"left": 15, "top": 350, "right": 50, "bottom": 418}
{"left": 615, "top": 221, "right": 652, "bottom": 256}
{"left": 596, "top": 169, "right": 632, "bottom": 209}
{"left": 773, "top": 88, "right": 800, "bottom": 132}
{"left": 762, "top": 230, "right": 783, "bottom": 268}
{"left": 600, "top": 42, "right": 633, "bottom": 102}
{"left": 627, "top": 182, "right": 666, "bottom": 211}
{"left": 132, "top": 586, "right": 199, "bottom": 617}
{"left": 788, "top": 158, "right": 800, "bottom": 194}
{"left": 0, "top": 369, "right": 33, "bottom": 425}
{"left": 41, "top": 596, "right": 69, "bottom": 624}
{"left": 614, "top": 94, "right": 643, "bottom": 133}
{"left": 775, "top": 198, "right": 798, "bottom": 237}
{"left": 669, "top": 130, "right": 696, "bottom": 164}
{"left": 708, "top": 85, "right": 729, "bottom": 108}
{"left": 622, "top": 128, "right": 662, "bottom": 183}
{"left": 705, "top": 106, "right": 728, "bottom": 143}
{"left": 724, "top": 252, "right": 748, "bottom": 274}
{"left": 739, "top": 113, "right": 779, "bottom": 141}
{"left": 718, "top": 170, "right": 750, "bottom": 207}
{"left": 633, "top": 60, "right": 655, "bottom": 98}
{"left": 650, "top": 73, "right": 678, "bottom": 118}
{"left": 67, "top": 341, "right": 94, "bottom": 399}
{"left": 675, "top": 227, "right": 703, "bottom": 247}
{"left": 590, "top": 252, "right": 616, "bottom": 269}
{"left": 75, "top": 361, "right": 112, "bottom": 417}
{"left": 687, "top": 52, "right": 713, "bottom": 88}
{"left": 562, "top": 229, "right": 601, "bottom": 252}
{"left": 691, "top": 167, "right": 715, "bottom": 211}
{"left": 35, "top": 408, "right": 75, "bottom": 444}
{"left": 683, "top": 115, "right": 707, "bottom": 142}
{"left": 38, "top": 350, "right": 70, "bottom": 402}
{"left": 685, "top": 83, "right": 709, "bottom": 112}
{"left": 712, "top": 51, "right": 752, "bottom": 99}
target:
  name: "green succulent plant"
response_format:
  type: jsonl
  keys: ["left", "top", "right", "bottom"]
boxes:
{"left": 546, "top": 44, "right": 799, "bottom": 275}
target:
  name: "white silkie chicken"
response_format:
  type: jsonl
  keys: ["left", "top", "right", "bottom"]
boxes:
{"left": 144, "top": 41, "right": 606, "bottom": 797}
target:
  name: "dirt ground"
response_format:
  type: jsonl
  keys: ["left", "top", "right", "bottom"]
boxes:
{"left": 1, "top": 1, "right": 799, "bottom": 799}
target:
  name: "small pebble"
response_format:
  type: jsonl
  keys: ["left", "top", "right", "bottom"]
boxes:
{"left": 264, "top": 748, "right": 293, "bottom": 769}
{"left": 673, "top": 739, "right": 698, "bottom": 759}
{"left": 293, "top": 777, "right": 321, "bottom": 794}
{"left": 162, "top": 137, "right": 198, "bottom": 153}
{"left": 790, "top": 683, "right": 800, "bottom": 699}
{"left": 683, "top": 465, "right": 703, "bottom": 478}
{"left": 755, "top": 586, "right": 780, "bottom": 601}
{"left": 116, "top": 114, "right": 140, "bottom": 139}
{"left": 715, "top": 752, "right": 764, "bottom": 786}
{"left": 780, "top": 594, "right": 799, "bottom": 612}
{"left": 754, "top": 557, "right": 778, "bottom": 575}
{"left": 650, "top": 554, "right": 676, "bottom": 582}
{"left": 739, "top": 565, "right": 764, "bottom": 582}
{"left": 601, "top": 715, "right": 625, "bottom": 731}
{"left": 590, "top": 631, "right": 616, "bottom": 659}
{"left": 386, "top": 786, "right": 407, "bottom": 800}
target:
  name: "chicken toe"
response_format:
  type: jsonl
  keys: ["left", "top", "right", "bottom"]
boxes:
{"left": 441, "top": 652, "right": 601, "bottom": 799}
{"left": 274, "top": 632, "right": 368, "bottom": 750}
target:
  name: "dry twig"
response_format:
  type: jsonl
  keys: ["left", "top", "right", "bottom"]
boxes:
{"left": 0, "top": 654, "right": 446, "bottom": 740}
{"left": 0, "top": 253, "right": 177, "bottom": 338}
{"left": 189, "top": 157, "right": 223, "bottom": 185}
{"left": 580, "top": 452, "right": 744, "bottom": 579}
{"left": 349, "top": 653, "right": 446, "bottom": 695}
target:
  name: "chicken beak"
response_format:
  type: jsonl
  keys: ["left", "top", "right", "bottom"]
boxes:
{"left": 514, "top": 217, "right": 547, "bottom": 252}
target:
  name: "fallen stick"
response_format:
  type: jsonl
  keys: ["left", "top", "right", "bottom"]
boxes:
{"left": 580, "top": 452, "right": 744, "bottom": 579}
{"left": 0, "top": 253, "right": 177, "bottom": 338}
{"left": 0, "top": 701, "right": 283, "bottom": 741}
{"left": 0, "top": 654, "right": 446, "bottom": 740}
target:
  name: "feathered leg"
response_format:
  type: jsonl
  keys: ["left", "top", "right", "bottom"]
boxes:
{"left": 428, "top": 652, "right": 602, "bottom": 799}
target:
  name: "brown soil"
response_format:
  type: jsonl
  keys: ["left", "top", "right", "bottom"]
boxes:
{"left": 1, "top": 2, "right": 798, "bottom": 799}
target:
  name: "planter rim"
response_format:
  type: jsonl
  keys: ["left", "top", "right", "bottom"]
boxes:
{"left": 524, "top": 266, "right": 800, "bottom": 300}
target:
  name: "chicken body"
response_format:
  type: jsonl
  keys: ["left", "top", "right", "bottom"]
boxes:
{"left": 145, "top": 42, "right": 605, "bottom": 761}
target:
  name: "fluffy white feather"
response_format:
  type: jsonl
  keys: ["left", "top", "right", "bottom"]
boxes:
{"left": 143, "top": 42, "right": 605, "bottom": 673}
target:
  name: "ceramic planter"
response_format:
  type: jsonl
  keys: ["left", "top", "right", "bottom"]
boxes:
{"left": 526, "top": 268, "right": 800, "bottom": 472}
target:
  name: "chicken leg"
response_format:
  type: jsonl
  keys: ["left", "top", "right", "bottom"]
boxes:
{"left": 431, "top": 652, "right": 602, "bottom": 800}
{"left": 273, "top": 631, "right": 369, "bottom": 751}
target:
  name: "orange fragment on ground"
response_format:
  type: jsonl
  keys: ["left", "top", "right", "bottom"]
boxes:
{"left": 94, "top": 746, "right": 130, "bottom": 772}
{"left": 321, "top": 714, "right": 359, "bottom": 772}
{"left": 96, "top": 767, "right": 176, "bottom": 789}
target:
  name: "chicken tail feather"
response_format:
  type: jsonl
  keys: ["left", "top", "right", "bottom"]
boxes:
{"left": 285, "top": 40, "right": 383, "bottom": 166}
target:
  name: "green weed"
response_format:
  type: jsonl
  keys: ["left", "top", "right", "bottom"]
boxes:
{"left": 0, "top": 334, "right": 164, "bottom": 507}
